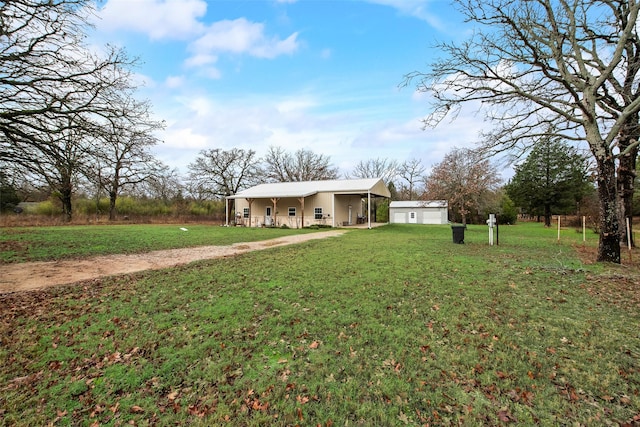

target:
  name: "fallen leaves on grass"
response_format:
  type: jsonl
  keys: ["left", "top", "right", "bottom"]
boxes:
{"left": 498, "top": 408, "right": 516, "bottom": 422}
{"left": 621, "top": 413, "right": 640, "bottom": 427}
{"left": 575, "top": 245, "right": 640, "bottom": 311}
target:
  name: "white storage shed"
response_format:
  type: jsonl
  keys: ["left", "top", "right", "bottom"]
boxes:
{"left": 389, "top": 200, "right": 449, "bottom": 225}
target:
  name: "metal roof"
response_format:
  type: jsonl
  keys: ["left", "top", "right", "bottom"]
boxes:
{"left": 228, "top": 178, "right": 391, "bottom": 199}
{"left": 389, "top": 200, "right": 448, "bottom": 208}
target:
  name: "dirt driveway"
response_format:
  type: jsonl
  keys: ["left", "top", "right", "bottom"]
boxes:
{"left": 0, "top": 230, "right": 346, "bottom": 294}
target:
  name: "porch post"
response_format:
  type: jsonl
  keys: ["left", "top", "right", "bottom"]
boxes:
{"left": 247, "top": 198, "right": 254, "bottom": 227}
{"left": 298, "top": 197, "right": 305, "bottom": 228}
{"left": 331, "top": 194, "right": 335, "bottom": 227}
{"left": 368, "top": 191, "right": 371, "bottom": 229}
{"left": 271, "top": 198, "right": 279, "bottom": 227}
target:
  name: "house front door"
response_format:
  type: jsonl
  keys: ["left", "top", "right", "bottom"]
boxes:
{"left": 265, "top": 206, "right": 272, "bottom": 226}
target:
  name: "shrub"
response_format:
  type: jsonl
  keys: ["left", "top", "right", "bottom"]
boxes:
{"left": 75, "top": 198, "right": 110, "bottom": 216}
{"left": 499, "top": 195, "right": 518, "bottom": 225}
{"left": 116, "top": 196, "right": 172, "bottom": 216}
{"left": 35, "top": 200, "right": 59, "bottom": 216}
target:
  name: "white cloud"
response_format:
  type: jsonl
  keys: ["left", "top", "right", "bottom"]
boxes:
{"left": 96, "top": 0, "right": 207, "bottom": 40}
{"left": 275, "top": 98, "right": 318, "bottom": 113}
{"left": 364, "top": 0, "right": 446, "bottom": 30}
{"left": 148, "top": 80, "right": 501, "bottom": 178}
{"left": 184, "top": 53, "right": 219, "bottom": 68}
{"left": 199, "top": 67, "right": 223, "bottom": 80}
{"left": 164, "top": 127, "right": 209, "bottom": 149}
{"left": 150, "top": 91, "right": 354, "bottom": 172}
{"left": 164, "top": 75, "right": 185, "bottom": 89}
{"left": 188, "top": 18, "right": 300, "bottom": 62}
{"left": 96, "top": 1, "right": 301, "bottom": 80}
{"left": 131, "top": 72, "right": 157, "bottom": 89}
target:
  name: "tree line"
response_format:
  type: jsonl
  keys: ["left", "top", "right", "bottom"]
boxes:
{"left": 2, "top": 134, "right": 596, "bottom": 229}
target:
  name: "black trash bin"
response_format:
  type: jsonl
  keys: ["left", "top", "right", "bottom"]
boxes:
{"left": 451, "top": 225, "right": 465, "bottom": 244}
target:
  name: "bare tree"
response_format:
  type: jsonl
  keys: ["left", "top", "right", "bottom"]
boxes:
{"left": 0, "top": 1, "right": 138, "bottom": 221}
{"left": 263, "top": 146, "right": 339, "bottom": 182}
{"left": 398, "top": 158, "right": 426, "bottom": 200}
{"left": 188, "top": 148, "right": 261, "bottom": 198}
{"left": 404, "top": 0, "right": 640, "bottom": 263}
{"left": 88, "top": 97, "right": 165, "bottom": 220}
{"left": 595, "top": 3, "right": 640, "bottom": 246}
{"left": 4, "top": 114, "right": 94, "bottom": 221}
{"left": 348, "top": 158, "right": 399, "bottom": 182}
{"left": 139, "top": 165, "right": 183, "bottom": 203}
{"left": 187, "top": 148, "right": 261, "bottom": 220}
{"left": 426, "top": 148, "right": 501, "bottom": 225}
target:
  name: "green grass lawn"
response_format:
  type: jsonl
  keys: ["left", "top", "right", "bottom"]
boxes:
{"left": 1, "top": 223, "right": 639, "bottom": 426}
{"left": 0, "top": 224, "right": 319, "bottom": 263}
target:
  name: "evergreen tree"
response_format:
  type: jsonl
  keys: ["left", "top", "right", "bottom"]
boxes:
{"left": 506, "top": 138, "right": 591, "bottom": 226}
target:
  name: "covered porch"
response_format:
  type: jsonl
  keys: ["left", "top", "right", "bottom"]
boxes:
{"left": 226, "top": 178, "right": 391, "bottom": 229}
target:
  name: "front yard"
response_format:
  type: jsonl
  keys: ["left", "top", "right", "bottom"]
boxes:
{"left": 1, "top": 223, "right": 639, "bottom": 425}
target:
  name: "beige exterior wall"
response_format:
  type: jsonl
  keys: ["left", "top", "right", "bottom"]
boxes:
{"left": 333, "top": 194, "right": 365, "bottom": 226}
{"left": 233, "top": 193, "right": 367, "bottom": 228}
{"left": 369, "top": 179, "right": 391, "bottom": 199}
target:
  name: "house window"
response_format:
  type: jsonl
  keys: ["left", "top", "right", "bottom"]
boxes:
{"left": 288, "top": 207, "right": 296, "bottom": 216}
{"left": 243, "top": 208, "right": 249, "bottom": 218}
{"left": 314, "top": 207, "right": 323, "bottom": 220}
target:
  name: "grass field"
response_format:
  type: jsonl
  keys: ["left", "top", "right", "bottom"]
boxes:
{"left": 0, "top": 224, "right": 318, "bottom": 263}
{"left": 1, "top": 223, "right": 639, "bottom": 426}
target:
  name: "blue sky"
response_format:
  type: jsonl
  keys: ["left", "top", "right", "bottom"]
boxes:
{"left": 90, "top": 0, "right": 502, "bottom": 179}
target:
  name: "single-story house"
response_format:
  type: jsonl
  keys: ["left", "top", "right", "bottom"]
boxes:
{"left": 226, "top": 178, "right": 391, "bottom": 229}
{"left": 388, "top": 200, "right": 449, "bottom": 225}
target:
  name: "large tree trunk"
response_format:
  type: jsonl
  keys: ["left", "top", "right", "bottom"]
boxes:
{"left": 616, "top": 114, "right": 638, "bottom": 247}
{"left": 227, "top": 196, "right": 235, "bottom": 225}
{"left": 109, "top": 191, "right": 117, "bottom": 221}
{"left": 617, "top": 151, "right": 636, "bottom": 246}
{"left": 108, "top": 173, "right": 120, "bottom": 221}
{"left": 59, "top": 172, "right": 73, "bottom": 222}
{"left": 60, "top": 188, "right": 73, "bottom": 223}
{"left": 544, "top": 204, "right": 552, "bottom": 227}
{"left": 596, "top": 156, "right": 621, "bottom": 263}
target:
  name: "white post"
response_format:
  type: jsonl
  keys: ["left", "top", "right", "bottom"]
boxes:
{"left": 582, "top": 216, "right": 586, "bottom": 242}
{"left": 487, "top": 214, "right": 495, "bottom": 245}
{"left": 225, "top": 198, "right": 229, "bottom": 226}
{"left": 627, "top": 217, "right": 632, "bottom": 250}
{"left": 557, "top": 215, "right": 560, "bottom": 241}
{"left": 367, "top": 191, "right": 371, "bottom": 229}
{"left": 331, "top": 194, "right": 335, "bottom": 227}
